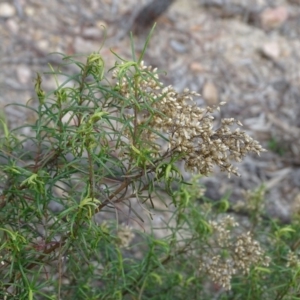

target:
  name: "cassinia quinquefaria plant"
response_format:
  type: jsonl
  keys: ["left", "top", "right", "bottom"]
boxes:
{"left": 0, "top": 36, "right": 268, "bottom": 298}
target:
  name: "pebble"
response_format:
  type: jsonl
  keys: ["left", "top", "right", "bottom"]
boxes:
{"left": 170, "top": 39, "right": 187, "bottom": 53}
{"left": 6, "top": 19, "right": 19, "bottom": 34}
{"left": 0, "top": 2, "right": 16, "bottom": 18}
{"left": 260, "top": 42, "right": 281, "bottom": 60}
{"left": 36, "top": 39, "right": 50, "bottom": 51}
{"left": 74, "top": 36, "right": 96, "bottom": 53}
{"left": 24, "top": 6, "right": 35, "bottom": 17}
{"left": 16, "top": 65, "right": 32, "bottom": 85}
{"left": 260, "top": 6, "right": 289, "bottom": 30}
{"left": 189, "top": 62, "right": 205, "bottom": 73}
{"left": 202, "top": 80, "right": 219, "bottom": 106}
{"left": 82, "top": 27, "right": 103, "bottom": 39}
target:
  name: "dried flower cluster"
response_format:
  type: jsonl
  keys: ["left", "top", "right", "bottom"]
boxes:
{"left": 199, "top": 216, "right": 270, "bottom": 290}
{"left": 113, "top": 61, "right": 265, "bottom": 177}
{"left": 286, "top": 250, "right": 300, "bottom": 268}
{"left": 234, "top": 187, "right": 265, "bottom": 218}
{"left": 116, "top": 224, "right": 135, "bottom": 248}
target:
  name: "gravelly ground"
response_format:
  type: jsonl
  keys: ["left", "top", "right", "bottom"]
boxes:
{"left": 1, "top": 0, "right": 300, "bottom": 225}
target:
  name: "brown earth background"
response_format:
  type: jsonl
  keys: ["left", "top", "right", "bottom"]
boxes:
{"left": 1, "top": 0, "right": 300, "bottom": 224}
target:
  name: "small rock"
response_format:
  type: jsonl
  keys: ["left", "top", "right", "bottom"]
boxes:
{"left": 95, "top": 20, "right": 108, "bottom": 29}
{"left": 260, "top": 6, "right": 289, "bottom": 30}
{"left": 74, "top": 36, "right": 96, "bottom": 53}
{"left": 260, "top": 42, "right": 281, "bottom": 59}
{"left": 36, "top": 39, "right": 50, "bottom": 51}
{"left": 6, "top": 19, "right": 19, "bottom": 34}
{"left": 288, "top": 0, "right": 300, "bottom": 4}
{"left": 189, "top": 62, "right": 205, "bottom": 72}
{"left": 16, "top": 65, "right": 32, "bottom": 85}
{"left": 272, "top": 80, "right": 290, "bottom": 92}
{"left": 202, "top": 80, "right": 219, "bottom": 106}
{"left": 24, "top": 6, "right": 35, "bottom": 17}
{"left": 82, "top": 27, "right": 102, "bottom": 39}
{"left": 170, "top": 39, "right": 187, "bottom": 53}
{"left": 0, "top": 2, "right": 16, "bottom": 18}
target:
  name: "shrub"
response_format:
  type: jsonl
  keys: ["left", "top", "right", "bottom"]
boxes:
{"left": 1, "top": 31, "right": 299, "bottom": 300}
